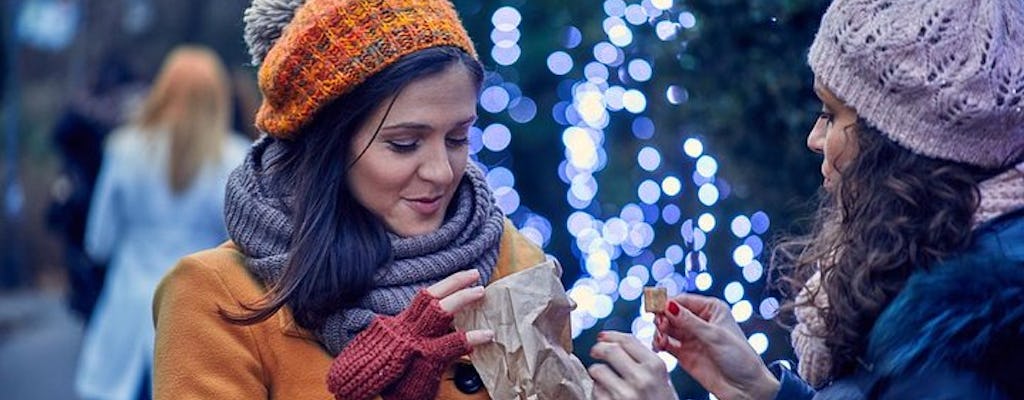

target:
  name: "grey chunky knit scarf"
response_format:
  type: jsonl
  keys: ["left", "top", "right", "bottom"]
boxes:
{"left": 224, "top": 137, "right": 504, "bottom": 355}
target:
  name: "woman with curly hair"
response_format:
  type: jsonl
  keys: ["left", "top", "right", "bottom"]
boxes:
{"left": 585, "top": 0, "right": 1024, "bottom": 399}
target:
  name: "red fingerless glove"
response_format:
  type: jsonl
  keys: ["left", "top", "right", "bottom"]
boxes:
{"left": 326, "top": 289, "right": 462, "bottom": 400}
{"left": 382, "top": 331, "right": 472, "bottom": 400}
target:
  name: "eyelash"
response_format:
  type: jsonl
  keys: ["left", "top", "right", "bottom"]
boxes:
{"left": 816, "top": 111, "right": 835, "bottom": 127}
{"left": 386, "top": 137, "right": 470, "bottom": 153}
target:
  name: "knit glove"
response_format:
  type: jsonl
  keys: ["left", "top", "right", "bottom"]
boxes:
{"left": 381, "top": 331, "right": 472, "bottom": 400}
{"left": 326, "top": 289, "right": 469, "bottom": 400}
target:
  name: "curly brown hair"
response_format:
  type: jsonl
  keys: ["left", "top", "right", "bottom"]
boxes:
{"left": 772, "top": 119, "right": 999, "bottom": 379}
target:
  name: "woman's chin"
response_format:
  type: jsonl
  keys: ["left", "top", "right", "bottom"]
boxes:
{"left": 387, "top": 219, "right": 445, "bottom": 238}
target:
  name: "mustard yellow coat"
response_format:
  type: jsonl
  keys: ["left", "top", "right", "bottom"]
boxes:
{"left": 153, "top": 220, "right": 552, "bottom": 399}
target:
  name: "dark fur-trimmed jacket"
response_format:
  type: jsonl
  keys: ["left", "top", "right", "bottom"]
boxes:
{"left": 774, "top": 209, "right": 1024, "bottom": 400}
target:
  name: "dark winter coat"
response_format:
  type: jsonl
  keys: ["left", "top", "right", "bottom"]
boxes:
{"left": 774, "top": 208, "right": 1024, "bottom": 399}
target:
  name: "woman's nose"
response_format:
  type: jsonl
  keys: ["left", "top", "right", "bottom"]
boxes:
{"left": 807, "top": 120, "right": 825, "bottom": 155}
{"left": 418, "top": 144, "right": 455, "bottom": 183}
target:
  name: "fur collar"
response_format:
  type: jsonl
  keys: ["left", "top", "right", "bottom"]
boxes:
{"left": 866, "top": 210, "right": 1024, "bottom": 397}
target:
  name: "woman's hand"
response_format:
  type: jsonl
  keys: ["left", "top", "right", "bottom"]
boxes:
{"left": 426, "top": 269, "right": 494, "bottom": 345}
{"left": 654, "top": 294, "right": 779, "bottom": 400}
{"left": 587, "top": 331, "right": 680, "bottom": 400}
{"left": 329, "top": 269, "right": 493, "bottom": 400}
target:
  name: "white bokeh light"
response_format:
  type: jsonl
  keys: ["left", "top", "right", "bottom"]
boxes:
{"left": 661, "top": 176, "right": 681, "bottom": 196}
{"left": 695, "top": 272, "right": 713, "bottom": 291}
{"left": 683, "top": 138, "right": 704, "bottom": 158}
{"left": 748, "top": 333, "right": 769, "bottom": 355}
{"left": 732, "top": 300, "right": 754, "bottom": 323}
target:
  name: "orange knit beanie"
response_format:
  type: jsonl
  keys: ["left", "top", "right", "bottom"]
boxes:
{"left": 243, "top": 0, "right": 478, "bottom": 139}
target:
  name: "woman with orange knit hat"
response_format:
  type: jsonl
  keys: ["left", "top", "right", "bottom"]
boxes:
{"left": 152, "top": 1, "right": 558, "bottom": 399}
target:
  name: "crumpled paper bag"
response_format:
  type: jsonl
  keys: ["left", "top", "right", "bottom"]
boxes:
{"left": 454, "top": 260, "right": 593, "bottom": 400}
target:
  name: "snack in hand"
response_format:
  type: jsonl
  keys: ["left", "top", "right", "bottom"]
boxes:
{"left": 643, "top": 287, "right": 668, "bottom": 313}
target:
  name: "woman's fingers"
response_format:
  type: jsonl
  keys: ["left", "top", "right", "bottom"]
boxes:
{"left": 598, "top": 331, "right": 666, "bottom": 372}
{"left": 588, "top": 364, "right": 634, "bottom": 399}
{"left": 673, "top": 293, "right": 746, "bottom": 339}
{"left": 672, "top": 293, "right": 730, "bottom": 322}
{"left": 591, "top": 331, "right": 680, "bottom": 400}
{"left": 427, "top": 269, "right": 481, "bottom": 299}
{"left": 657, "top": 300, "right": 715, "bottom": 343}
{"left": 426, "top": 269, "right": 486, "bottom": 313}
{"left": 590, "top": 342, "right": 643, "bottom": 382}
{"left": 653, "top": 330, "right": 681, "bottom": 353}
{"left": 593, "top": 381, "right": 613, "bottom": 400}
{"left": 437, "top": 285, "right": 485, "bottom": 313}
{"left": 465, "top": 329, "right": 495, "bottom": 346}
{"left": 652, "top": 331, "right": 665, "bottom": 352}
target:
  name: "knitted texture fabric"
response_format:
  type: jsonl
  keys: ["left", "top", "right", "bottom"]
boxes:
{"left": 808, "top": 0, "right": 1024, "bottom": 168}
{"left": 242, "top": 0, "right": 477, "bottom": 138}
{"left": 326, "top": 290, "right": 471, "bottom": 400}
{"left": 791, "top": 271, "right": 832, "bottom": 389}
{"left": 791, "top": 162, "right": 1024, "bottom": 388}
{"left": 974, "top": 162, "right": 1024, "bottom": 226}
{"left": 223, "top": 136, "right": 504, "bottom": 355}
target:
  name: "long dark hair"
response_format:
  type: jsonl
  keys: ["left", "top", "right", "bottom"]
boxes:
{"left": 773, "top": 119, "right": 999, "bottom": 378}
{"left": 226, "top": 46, "right": 483, "bottom": 331}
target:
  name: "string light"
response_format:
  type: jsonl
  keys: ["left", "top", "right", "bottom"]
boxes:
{"left": 470, "top": 2, "right": 776, "bottom": 376}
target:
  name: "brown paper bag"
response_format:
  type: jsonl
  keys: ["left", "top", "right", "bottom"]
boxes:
{"left": 454, "top": 260, "right": 594, "bottom": 400}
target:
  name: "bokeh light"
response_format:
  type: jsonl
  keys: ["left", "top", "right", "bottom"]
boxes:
{"left": 471, "top": 2, "right": 781, "bottom": 376}
{"left": 547, "top": 51, "right": 574, "bottom": 75}
{"left": 748, "top": 333, "right": 769, "bottom": 355}
{"left": 637, "top": 146, "right": 662, "bottom": 171}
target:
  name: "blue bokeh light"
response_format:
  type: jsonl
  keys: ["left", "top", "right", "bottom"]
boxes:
{"left": 632, "top": 116, "right": 655, "bottom": 139}
{"left": 492, "top": 6, "right": 522, "bottom": 31}
{"left": 480, "top": 86, "right": 510, "bottom": 113}
{"left": 508, "top": 97, "right": 538, "bottom": 123}
{"left": 637, "top": 147, "right": 662, "bottom": 171}
{"left": 627, "top": 59, "right": 653, "bottom": 82}
{"left": 562, "top": 26, "right": 583, "bottom": 49}
{"left": 731, "top": 215, "right": 752, "bottom": 238}
{"left": 482, "top": 123, "right": 512, "bottom": 152}
{"left": 547, "top": 51, "right": 574, "bottom": 75}
{"left": 661, "top": 204, "right": 681, "bottom": 224}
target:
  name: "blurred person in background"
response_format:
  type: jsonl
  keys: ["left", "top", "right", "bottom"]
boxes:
{"left": 230, "top": 67, "right": 262, "bottom": 141}
{"left": 75, "top": 45, "right": 250, "bottom": 400}
{"left": 46, "top": 55, "right": 145, "bottom": 323}
{"left": 586, "top": 0, "right": 1024, "bottom": 399}
{"left": 151, "top": 0, "right": 562, "bottom": 399}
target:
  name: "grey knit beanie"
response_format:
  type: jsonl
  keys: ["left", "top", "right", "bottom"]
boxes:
{"left": 243, "top": 0, "right": 307, "bottom": 66}
{"left": 809, "top": 0, "right": 1024, "bottom": 168}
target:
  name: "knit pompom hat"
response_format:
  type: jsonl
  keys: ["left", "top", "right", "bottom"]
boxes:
{"left": 243, "top": 0, "right": 478, "bottom": 138}
{"left": 809, "top": 0, "right": 1024, "bottom": 168}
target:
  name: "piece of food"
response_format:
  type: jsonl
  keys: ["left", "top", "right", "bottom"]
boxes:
{"left": 644, "top": 287, "right": 668, "bottom": 313}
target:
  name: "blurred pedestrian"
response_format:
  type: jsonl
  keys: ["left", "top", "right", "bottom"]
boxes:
{"left": 75, "top": 45, "right": 250, "bottom": 400}
{"left": 46, "top": 55, "right": 145, "bottom": 322}
{"left": 589, "top": 0, "right": 1024, "bottom": 399}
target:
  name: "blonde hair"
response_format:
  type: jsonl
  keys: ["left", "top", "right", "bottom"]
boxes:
{"left": 136, "top": 45, "right": 231, "bottom": 194}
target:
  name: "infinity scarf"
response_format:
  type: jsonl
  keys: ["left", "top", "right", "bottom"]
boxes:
{"left": 224, "top": 137, "right": 505, "bottom": 355}
{"left": 792, "top": 161, "right": 1024, "bottom": 388}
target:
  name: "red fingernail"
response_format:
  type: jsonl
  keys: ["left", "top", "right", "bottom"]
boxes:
{"left": 668, "top": 301, "right": 680, "bottom": 316}
{"left": 597, "top": 332, "right": 606, "bottom": 340}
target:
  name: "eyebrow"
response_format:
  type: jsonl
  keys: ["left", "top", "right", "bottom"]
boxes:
{"left": 381, "top": 116, "right": 477, "bottom": 132}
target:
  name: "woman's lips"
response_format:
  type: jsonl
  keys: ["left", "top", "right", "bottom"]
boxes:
{"left": 405, "top": 196, "right": 443, "bottom": 215}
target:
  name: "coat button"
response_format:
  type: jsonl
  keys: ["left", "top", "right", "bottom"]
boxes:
{"left": 453, "top": 363, "right": 483, "bottom": 394}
